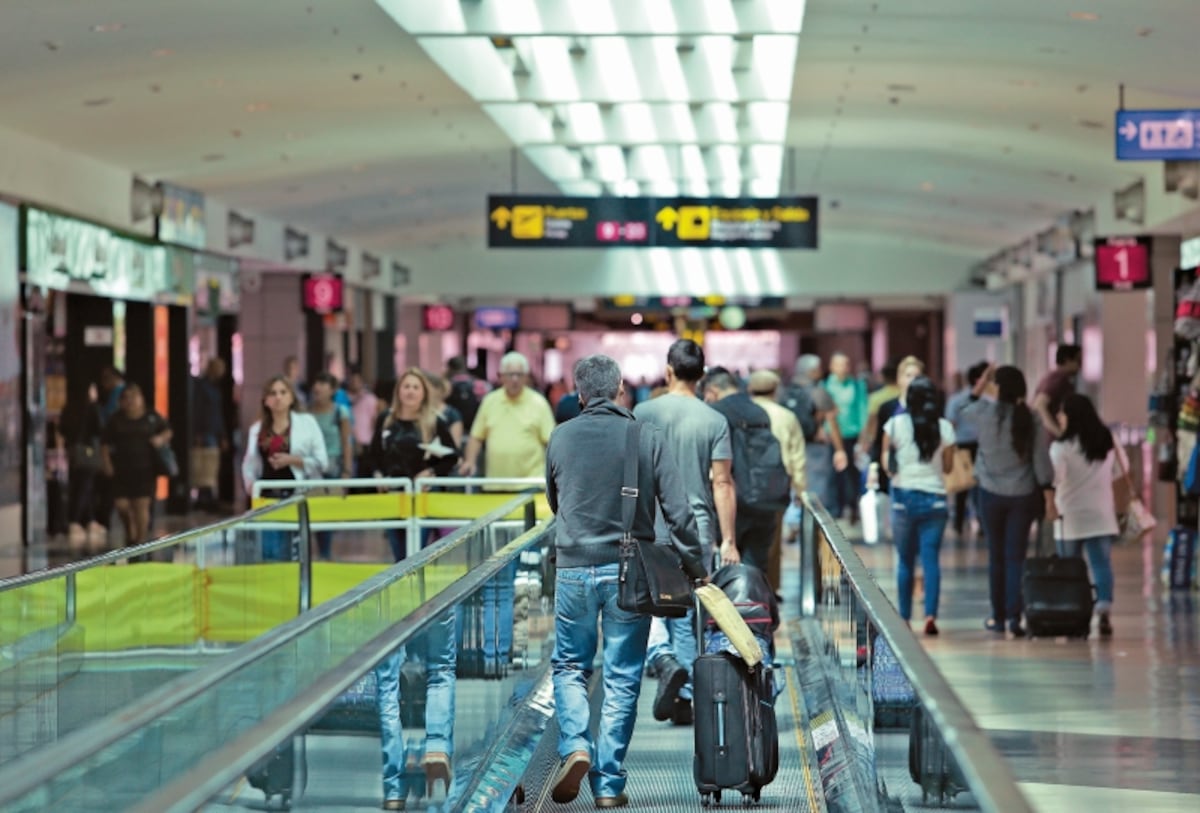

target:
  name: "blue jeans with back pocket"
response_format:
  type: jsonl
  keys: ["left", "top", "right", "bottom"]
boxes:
{"left": 890, "top": 488, "right": 949, "bottom": 620}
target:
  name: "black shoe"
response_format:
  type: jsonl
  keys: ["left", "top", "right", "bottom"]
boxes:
{"left": 774, "top": 592, "right": 785, "bottom": 604}
{"left": 984, "top": 617, "right": 1003, "bottom": 634}
{"left": 1008, "top": 620, "right": 1026, "bottom": 639}
{"left": 672, "top": 698, "right": 694, "bottom": 726}
{"left": 1098, "top": 613, "right": 1113, "bottom": 637}
{"left": 653, "top": 657, "right": 688, "bottom": 721}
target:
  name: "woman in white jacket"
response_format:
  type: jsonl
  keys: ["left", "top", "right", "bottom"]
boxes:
{"left": 1050, "top": 393, "right": 1125, "bottom": 637}
{"left": 242, "top": 375, "right": 327, "bottom": 560}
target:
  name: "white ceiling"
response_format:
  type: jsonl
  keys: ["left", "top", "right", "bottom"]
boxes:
{"left": 0, "top": 0, "right": 1197, "bottom": 294}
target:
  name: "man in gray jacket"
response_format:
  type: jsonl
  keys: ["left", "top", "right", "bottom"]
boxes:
{"left": 545, "top": 354, "right": 706, "bottom": 809}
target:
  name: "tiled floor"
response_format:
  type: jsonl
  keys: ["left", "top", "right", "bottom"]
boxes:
{"left": 855, "top": 526, "right": 1200, "bottom": 811}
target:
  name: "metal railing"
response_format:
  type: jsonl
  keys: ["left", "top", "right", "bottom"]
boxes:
{"left": 799, "top": 494, "right": 1034, "bottom": 813}
{"left": 0, "top": 493, "right": 544, "bottom": 811}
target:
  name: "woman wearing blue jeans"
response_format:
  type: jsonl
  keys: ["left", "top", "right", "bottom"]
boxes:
{"left": 962, "top": 365, "right": 1053, "bottom": 638}
{"left": 883, "top": 376, "right": 957, "bottom": 636}
{"left": 1050, "top": 394, "right": 1123, "bottom": 637}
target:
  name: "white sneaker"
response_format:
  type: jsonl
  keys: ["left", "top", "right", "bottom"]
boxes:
{"left": 68, "top": 523, "right": 87, "bottom": 549}
{"left": 87, "top": 522, "right": 107, "bottom": 544}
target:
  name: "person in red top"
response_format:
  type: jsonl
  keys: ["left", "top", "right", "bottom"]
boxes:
{"left": 1033, "top": 344, "right": 1082, "bottom": 439}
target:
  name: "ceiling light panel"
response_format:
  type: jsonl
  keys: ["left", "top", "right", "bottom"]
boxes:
{"left": 377, "top": 0, "right": 807, "bottom": 197}
{"left": 380, "top": 0, "right": 806, "bottom": 36}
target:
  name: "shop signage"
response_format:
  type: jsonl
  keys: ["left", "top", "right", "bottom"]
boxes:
{"left": 1094, "top": 235, "right": 1152, "bottom": 290}
{"left": 488, "top": 195, "right": 818, "bottom": 249}
{"left": 1115, "top": 109, "right": 1200, "bottom": 161}
{"left": 157, "top": 182, "right": 207, "bottom": 249}
{"left": 423, "top": 305, "right": 454, "bottom": 331}
{"left": 972, "top": 307, "right": 1005, "bottom": 337}
{"left": 603, "top": 295, "right": 785, "bottom": 310}
{"left": 301, "top": 272, "right": 344, "bottom": 315}
{"left": 474, "top": 306, "right": 519, "bottom": 330}
{"left": 23, "top": 208, "right": 174, "bottom": 301}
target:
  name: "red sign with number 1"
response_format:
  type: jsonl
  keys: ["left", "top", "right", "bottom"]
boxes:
{"left": 1094, "top": 238, "right": 1151, "bottom": 290}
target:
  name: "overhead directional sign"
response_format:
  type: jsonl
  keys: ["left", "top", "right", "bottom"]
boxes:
{"left": 488, "top": 195, "right": 818, "bottom": 249}
{"left": 1115, "top": 109, "right": 1200, "bottom": 161}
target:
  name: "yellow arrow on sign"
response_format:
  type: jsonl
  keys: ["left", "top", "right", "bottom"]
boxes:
{"left": 656, "top": 206, "right": 679, "bottom": 232}
{"left": 491, "top": 206, "right": 512, "bottom": 230}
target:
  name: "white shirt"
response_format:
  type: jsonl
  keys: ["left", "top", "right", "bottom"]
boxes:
{"left": 1050, "top": 438, "right": 1126, "bottom": 540}
{"left": 884, "top": 414, "right": 956, "bottom": 494}
{"left": 242, "top": 412, "right": 329, "bottom": 495}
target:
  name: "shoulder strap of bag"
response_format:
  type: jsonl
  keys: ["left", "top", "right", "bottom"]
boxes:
{"left": 622, "top": 420, "right": 641, "bottom": 540}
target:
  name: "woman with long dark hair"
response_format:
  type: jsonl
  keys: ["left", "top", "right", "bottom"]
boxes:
{"left": 882, "top": 376, "right": 957, "bottom": 635}
{"left": 963, "top": 365, "right": 1053, "bottom": 637}
{"left": 1051, "top": 393, "right": 1125, "bottom": 637}
{"left": 368, "top": 368, "right": 459, "bottom": 562}
{"left": 99, "top": 384, "right": 171, "bottom": 548}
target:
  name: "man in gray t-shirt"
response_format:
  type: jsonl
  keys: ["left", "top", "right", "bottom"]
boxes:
{"left": 633, "top": 339, "right": 737, "bottom": 726}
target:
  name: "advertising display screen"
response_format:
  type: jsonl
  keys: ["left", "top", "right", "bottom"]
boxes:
{"left": 1094, "top": 236, "right": 1151, "bottom": 290}
{"left": 474, "top": 306, "right": 519, "bottom": 330}
{"left": 301, "top": 273, "right": 344, "bottom": 314}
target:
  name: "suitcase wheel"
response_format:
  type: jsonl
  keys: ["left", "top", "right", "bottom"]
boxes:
{"left": 742, "top": 791, "right": 756, "bottom": 807}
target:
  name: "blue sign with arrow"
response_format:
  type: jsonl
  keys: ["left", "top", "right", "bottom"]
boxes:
{"left": 1115, "top": 109, "right": 1200, "bottom": 161}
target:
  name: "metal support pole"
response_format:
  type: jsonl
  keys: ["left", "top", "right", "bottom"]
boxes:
{"left": 65, "top": 571, "right": 76, "bottom": 624}
{"left": 298, "top": 500, "right": 312, "bottom": 614}
{"left": 523, "top": 500, "right": 536, "bottom": 532}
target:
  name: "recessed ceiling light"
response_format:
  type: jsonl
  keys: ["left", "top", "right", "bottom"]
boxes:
{"left": 90, "top": 23, "right": 125, "bottom": 33}
{"left": 151, "top": 48, "right": 173, "bottom": 57}
{"left": 1076, "top": 118, "right": 1105, "bottom": 130}
{"left": 1137, "top": 27, "right": 1153, "bottom": 37}
{"left": 201, "top": 153, "right": 225, "bottom": 162}
{"left": 83, "top": 97, "right": 113, "bottom": 107}
{"left": 1069, "top": 11, "right": 1099, "bottom": 21}
{"left": 920, "top": 181, "right": 934, "bottom": 192}
{"left": 886, "top": 83, "right": 917, "bottom": 93}
{"left": 244, "top": 102, "right": 270, "bottom": 113}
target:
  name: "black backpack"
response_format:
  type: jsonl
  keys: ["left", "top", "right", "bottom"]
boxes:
{"left": 446, "top": 378, "right": 481, "bottom": 433}
{"left": 730, "top": 416, "right": 791, "bottom": 513}
{"left": 780, "top": 384, "right": 820, "bottom": 442}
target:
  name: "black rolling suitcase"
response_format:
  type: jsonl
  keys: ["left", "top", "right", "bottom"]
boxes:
{"left": 1022, "top": 555, "right": 1094, "bottom": 638}
{"left": 908, "top": 704, "right": 967, "bottom": 804}
{"left": 693, "top": 651, "right": 778, "bottom": 806}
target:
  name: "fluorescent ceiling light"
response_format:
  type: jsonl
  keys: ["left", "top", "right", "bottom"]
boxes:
{"left": 377, "top": 0, "right": 808, "bottom": 201}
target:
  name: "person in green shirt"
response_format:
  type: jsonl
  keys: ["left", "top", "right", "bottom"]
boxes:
{"left": 825, "top": 353, "right": 870, "bottom": 521}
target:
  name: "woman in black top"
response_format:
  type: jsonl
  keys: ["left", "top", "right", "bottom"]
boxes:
{"left": 100, "top": 384, "right": 171, "bottom": 547}
{"left": 370, "top": 368, "right": 459, "bottom": 561}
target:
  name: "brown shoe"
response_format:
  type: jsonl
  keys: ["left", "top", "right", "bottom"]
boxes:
{"left": 423, "top": 751, "right": 452, "bottom": 795}
{"left": 382, "top": 800, "right": 405, "bottom": 811}
{"left": 595, "top": 792, "right": 629, "bottom": 809}
{"left": 551, "top": 750, "right": 590, "bottom": 804}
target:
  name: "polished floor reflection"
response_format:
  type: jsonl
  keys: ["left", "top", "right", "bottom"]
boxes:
{"left": 858, "top": 527, "right": 1200, "bottom": 810}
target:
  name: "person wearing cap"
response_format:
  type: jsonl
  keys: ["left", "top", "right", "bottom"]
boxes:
{"left": 748, "top": 370, "right": 807, "bottom": 595}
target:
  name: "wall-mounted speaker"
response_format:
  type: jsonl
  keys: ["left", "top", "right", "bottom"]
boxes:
{"left": 284, "top": 227, "right": 310, "bottom": 261}
{"left": 131, "top": 176, "right": 164, "bottom": 223}
{"left": 227, "top": 211, "right": 255, "bottom": 249}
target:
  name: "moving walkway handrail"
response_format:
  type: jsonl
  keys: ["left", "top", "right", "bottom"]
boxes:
{"left": 132, "top": 515, "right": 554, "bottom": 813}
{"left": 0, "top": 494, "right": 309, "bottom": 594}
{"left": 800, "top": 494, "right": 1034, "bottom": 813}
{"left": 0, "top": 492, "right": 539, "bottom": 809}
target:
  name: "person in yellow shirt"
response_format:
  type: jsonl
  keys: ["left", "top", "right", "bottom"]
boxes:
{"left": 748, "top": 370, "right": 807, "bottom": 595}
{"left": 459, "top": 351, "right": 555, "bottom": 481}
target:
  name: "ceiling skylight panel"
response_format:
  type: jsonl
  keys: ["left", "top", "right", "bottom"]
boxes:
{"left": 653, "top": 39, "right": 690, "bottom": 102}
{"left": 644, "top": 1, "right": 681, "bottom": 35}
{"left": 680, "top": 145, "right": 707, "bottom": 182}
{"left": 734, "top": 249, "right": 763, "bottom": 295}
{"left": 524, "top": 145, "right": 583, "bottom": 181}
{"left": 744, "top": 0, "right": 807, "bottom": 34}
{"left": 482, "top": 102, "right": 554, "bottom": 143}
{"left": 559, "top": 0, "right": 619, "bottom": 35}
{"left": 565, "top": 102, "right": 606, "bottom": 144}
{"left": 745, "top": 102, "right": 789, "bottom": 142}
{"left": 711, "top": 250, "right": 735, "bottom": 292}
{"left": 592, "top": 145, "right": 628, "bottom": 182}
{"left": 665, "top": 103, "right": 698, "bottom": 143}
{"left": 711, "top": 145, "right": 741, "bottom": 181}
{"left": 560, "top": 180, "right": 604, "bottom": 197}
{"left": 630, "top": 145, "right": 672, "bottom": 182}
{"left": 592, "top": 38, "right": 642, "bottom": 103}
{"left": 747, "top": 145, "right": 784, "bottom": 179}
{"left": 614, "top": 103, "right": 656, "bottom": 143}
{"left": 695, "top": 38, "right": 738, "bottom": 101}
{"left": 522, "top": 37, "right": 580, "bottom": 101}
{"left": 693, "top": 103, "right": 738, "bottom": 142}
{"left": 747, "top": 177, "right": 781, "bottom": 197}
{"left": 421, "top": 38, "right": 517, "bottom": 101}
{"left": 374, "top": 1, "right": 467, "bottom": 34}
{"left": 749, "top": 36, "right": 800, "bottom": 100}
{"left": 692, "top": 0, "right": 739, "bottom": 35}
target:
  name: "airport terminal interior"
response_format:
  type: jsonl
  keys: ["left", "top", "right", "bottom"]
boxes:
{"left": 0, "top": 1, "right": 1199, "bottom": 811}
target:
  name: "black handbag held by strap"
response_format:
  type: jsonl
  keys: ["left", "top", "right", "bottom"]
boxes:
{"left": 616, "top": 420, "right": 693, "bottom": 618}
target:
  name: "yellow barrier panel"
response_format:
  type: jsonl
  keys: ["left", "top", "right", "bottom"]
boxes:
{"left": 311, "top": 563, "right": 388, "bottom": 606}
{"left": 204, "top": 564, "right": 300, "bottom": 644}
{"left": 71, "top": 564, "right": 203, "bottom": 651}
{"left": 416, "top": 492, "right": 552, "bottom": 521}
{"left": 249, "top": 492, "right": 411, "bottom": 522}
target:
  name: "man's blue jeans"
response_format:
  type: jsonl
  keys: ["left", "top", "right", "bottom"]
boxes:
{"left": 552, "top": 563, "right": 650, "bottom": 800}
{"left": 890, "top": 488, "right": 949, "bottom": 620}
{"left": 375, "top": 607, "right": 458, "bottom": 801}
{"left": 1057, "top": 535, "right": 1115, "bottom": 612}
